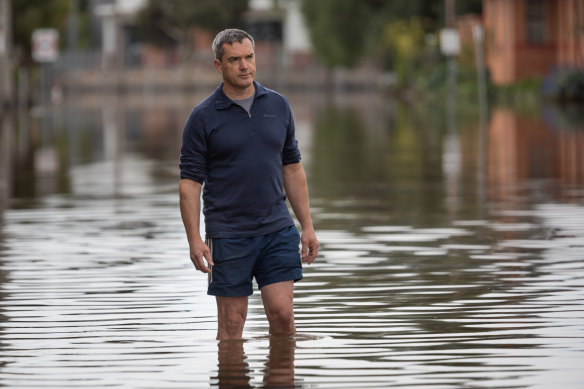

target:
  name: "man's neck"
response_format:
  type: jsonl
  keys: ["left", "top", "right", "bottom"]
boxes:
{"left": 222, "top": 83, "right": 255, "bottom": 100}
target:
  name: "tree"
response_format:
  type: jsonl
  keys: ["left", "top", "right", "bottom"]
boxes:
{"left": 12, "top": 0, "right": 70, "bottom": 65}
{"left": 135, "top": 0, "right": 250, "bottom": 49}
{"left": 382, "top": 18, "right": 428, "bottom": 87}
{"left": 300, "top": 0, "right": 483, "bottom": 69}
{"left": 300, "top": 0, "right": 373, "bottom": 68}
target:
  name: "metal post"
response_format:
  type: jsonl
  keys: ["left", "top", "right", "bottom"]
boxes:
{"left": 17, "top": 67, "right": 28, "bottom": 110}
{"left": 443, "top": 0, "right": 459, "bottom": 218}
{"left": 66, "top": 0, "right": 80, "bottom": 94}
{"left": 0, "top": 0, "right": 13, "bottom": 111}
{"left": 445, "top": 0, "right": 457, "bottom": 100}
{"left": 474, "top": 24, "right": 488, "bottom": 211}
{"left": 41, "top": 64, "right": 48, "bottom": 107}
{"left": 0, "top": 109, "right": 12, "bottom": 213}
{"left": 445, "top": 0, "right": 456, "bottom": 29}
{"left": 67, "top": 0, "right": 80, "bottom": 52}
{"left": 0, "top": 0, "right": 13, "bottom": 213}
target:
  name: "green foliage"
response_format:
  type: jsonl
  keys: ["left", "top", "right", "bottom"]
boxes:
{"left": 300, "top": 0, "right": 483, "bottom": 70}
{"left": 494, "top": 78, "right": 543, "bottom": 107}
{"left": 372, "top": 0, "right": 442, "bottom": 25}
{"left": 542, "top": 67, "right": 584, "bottom": 102}
{"left": 542, "top": 103, "right": 584, "bottom": 130}
{"left": 12, "top": 0, "right": 70, "bottom": 64}
{"left": 381, "top": 18, "right": 428, "bottom": 86}
{"left": 135, "top": 0, "right": 249, "bottom": 48}
{"left": 300, "top": 0, "right": 373, "bottom": 68}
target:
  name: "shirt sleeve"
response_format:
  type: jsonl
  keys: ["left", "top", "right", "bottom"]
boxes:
{"left": 282, "top": 107, "right": 302, "bottom": 165}
{"left": 179, "top": 110, "right": 207, "bottom": 183}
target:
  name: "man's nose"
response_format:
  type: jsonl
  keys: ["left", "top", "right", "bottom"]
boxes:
{"left": 240, "top": 59, "right": 249, "bottom": 70}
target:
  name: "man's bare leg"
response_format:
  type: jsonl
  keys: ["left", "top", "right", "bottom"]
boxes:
{"left": 216, "top": 296, "right": 248, "bottom": 340}
{"left": 261, "top": 281, "right": 296, "bottom": 335}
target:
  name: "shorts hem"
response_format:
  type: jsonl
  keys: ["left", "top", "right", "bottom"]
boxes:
{"left": 258, "top": 273, "right": 303, "bottom": 290}
{"left": 207, "top": 289, "right": 253, "bottom": 297}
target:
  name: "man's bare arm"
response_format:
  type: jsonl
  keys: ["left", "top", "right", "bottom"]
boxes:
{"left": 283, "top": 162, "right": 319, "bottom": 264}
{"left": 179, "top": 179, "right": 213, "bottom": 273}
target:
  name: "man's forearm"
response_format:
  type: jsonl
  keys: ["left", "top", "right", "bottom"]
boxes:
{"left": 283, "top": 162, "right": 319, "bottom": 263}
{"left": 283, "top": 163, "right": 314, "bottom": 231}
{"left": 179, "top": 179, "right": 203, "bottom": 244}
{"left": 179, "top": 179, "right": 213, "bottom": 272}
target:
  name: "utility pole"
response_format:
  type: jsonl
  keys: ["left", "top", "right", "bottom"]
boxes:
{"left": 444, "top": 0, "right": 457, "bottom": 94}
{"left": 67, "top": 0, "right": 80, "bottom": 52}
{"left": 0, "top": 0, "right": 12, "bottom": 214}
{"left": 442, "top": 0, "right": 460, "bottom": 218}
{"left": 474, "top": 24, "right": 488, "bottom": 215}
{"left": 0, "top": 0, "right": 13, "bottom": 111}
{"left": 445, "top": 0, "right": 456, "bottom": 29}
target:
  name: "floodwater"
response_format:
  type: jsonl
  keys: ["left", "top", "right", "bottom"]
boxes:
{"left": 0, "top": 90, "right": 583, "bottom": 388}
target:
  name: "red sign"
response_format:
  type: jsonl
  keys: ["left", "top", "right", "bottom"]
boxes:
{"left": 32, "top": 29, "right": 59, "bottom": 63}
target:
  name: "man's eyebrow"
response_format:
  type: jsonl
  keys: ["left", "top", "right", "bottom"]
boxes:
{"left": 226, "top": 52, "right": 254, "bottom": 61}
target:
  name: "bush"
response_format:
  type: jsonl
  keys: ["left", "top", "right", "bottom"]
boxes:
{"left": 542, "top": 67, "right": 584, "bottom": 102}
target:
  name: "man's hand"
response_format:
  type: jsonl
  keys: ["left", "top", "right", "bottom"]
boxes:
{"left": 189, "top": 238, "right": 214, "bottom": 273}
{"left": 300, "top": 228, "right": 319, "bottom": 265}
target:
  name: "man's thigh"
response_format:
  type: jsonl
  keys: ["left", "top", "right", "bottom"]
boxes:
{"left": 260, "top": 280, "right": 294, "bottom": 315}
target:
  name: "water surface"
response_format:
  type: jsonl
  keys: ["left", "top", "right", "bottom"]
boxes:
{"left": 0, "top": 93, "right": 583, "bottom": 388}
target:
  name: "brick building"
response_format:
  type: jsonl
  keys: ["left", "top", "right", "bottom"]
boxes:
{"left": 483, "top": 0, "right": 584, "bottom": 84}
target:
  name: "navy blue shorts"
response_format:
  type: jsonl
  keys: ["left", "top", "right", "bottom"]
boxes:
{"left": 206, "top": 225, "right": 303, "bottom": 297}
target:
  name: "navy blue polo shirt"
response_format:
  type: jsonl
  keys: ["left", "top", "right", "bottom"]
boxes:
{"left": 180, "top": 82, "right": 301, "bottom": 238}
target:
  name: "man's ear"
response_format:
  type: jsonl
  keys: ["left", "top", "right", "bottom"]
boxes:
{"left": 213, "top": 58, "right": 222, "bottom": 74}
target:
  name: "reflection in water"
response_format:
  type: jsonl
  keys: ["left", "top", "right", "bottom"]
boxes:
{"left": 213, "top": 336, "right": 296, "bottom": 388}
{"left": 214, "top": 340, "right": 252, "bottom": 388}
{"left": 0, "top": 94, "right": 583, "bottom": 388}
{"left": 489, "top": 106, "right": 584, "bottom": 199}
{"left": 0, "top": 111, "right": 12, "bottom": 212}
{"left": 262, "top": 335, "right": 296, "bottom": 388}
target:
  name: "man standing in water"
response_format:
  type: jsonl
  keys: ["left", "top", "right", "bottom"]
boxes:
{"left": 179, "top": 29, "right": 318, "bottom": 340}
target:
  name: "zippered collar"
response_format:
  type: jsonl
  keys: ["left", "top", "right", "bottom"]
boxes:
{"left": 214, "top": 81, "right": 268, "bottom": 110}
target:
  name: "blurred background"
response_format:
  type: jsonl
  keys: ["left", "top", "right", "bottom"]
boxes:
{"left": 0, "top": 0, "right": 583, "bottom": 206}
{"left": 0, "top": 1, "right": 584, "bottom": 388}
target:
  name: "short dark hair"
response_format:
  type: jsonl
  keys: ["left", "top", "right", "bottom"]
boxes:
{"left": 212, "top": 29, "right": 255, "bottom": 61}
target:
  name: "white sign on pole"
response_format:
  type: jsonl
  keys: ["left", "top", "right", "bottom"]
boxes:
{"left": 32, "top": 28, "right": 59, "bottom": 63}
{"left": 440, "top": 28, "right": 460, "bottom": 56}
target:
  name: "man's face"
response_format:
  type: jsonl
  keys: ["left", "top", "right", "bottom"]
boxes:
{"left": 214, "top": 38, "right": 256, "bottom": 92}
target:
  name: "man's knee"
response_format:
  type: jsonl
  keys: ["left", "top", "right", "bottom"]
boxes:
{"left": 266, "top": 307, "right": 295, "bottom": 333}
{"left": 217, "top": 311, "right": 246, "bottom": 340}
{"left": 223, "top": 311, "right": 246, "bottom": 331}
{"left": 216, "top": 296, "right": 248, "bottom": 339}
{"left": 267, "top": 307, "right": 293, "bottom": 322}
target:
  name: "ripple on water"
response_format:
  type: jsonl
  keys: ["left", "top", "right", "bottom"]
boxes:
{"left": 1, "top": 158, "right": 584, "bottom": 388}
